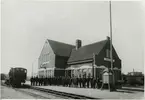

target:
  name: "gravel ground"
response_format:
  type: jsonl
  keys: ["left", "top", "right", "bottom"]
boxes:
{"left": 0, "top": 85, "right": 67, "bottom": 99}
{"left": 36, "top": 85, "right": 144, "bottom": 99}
{"left": 1, "top": 85, "right": 36, "bottom": 99}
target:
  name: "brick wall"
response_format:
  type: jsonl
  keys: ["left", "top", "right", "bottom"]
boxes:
{"left": 55, "top": 55, "right": 68, "bottom": 69}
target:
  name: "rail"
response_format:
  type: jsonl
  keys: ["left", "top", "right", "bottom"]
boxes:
{"left": 2, "top": 82, "right": 97, "bottom": 99}
{"left": 1, "top": 83, "right": 50, "bottom": 99}
{"left": 30, "top": 86, "right": 97, "bottom": 99}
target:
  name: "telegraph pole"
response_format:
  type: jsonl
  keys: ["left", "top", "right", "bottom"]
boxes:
{"left": 92, "top": 53, "right": 95, "bottom": 79}
{"left": 109, "top": 0, "right": 116, "bottom": 91}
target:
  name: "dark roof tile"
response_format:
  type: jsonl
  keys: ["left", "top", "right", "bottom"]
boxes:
{"left": 68, "top": 40, "right": 108, "bottom": 63}
{"left": 47, "top": 39, "right": 75, "bottom": 57}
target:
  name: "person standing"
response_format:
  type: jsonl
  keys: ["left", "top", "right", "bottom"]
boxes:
{"left": 30, "top": 77, "right": 33, "bottom": 86}
{"left": 69, "top": 77, "right": 72, "bottom": 87}
{"left": 92, "top": 78, "right": 96, "bottom": 88}
{"left": 68, "top": 76, "right": 70, "bottom": 87}
{"left": 38, "top": 76, "right": 40, "bottom": 86}
{"left": 86, "top": 76, "right": 90, "bottom": 88}
{"left": 40, "top": 77, "right": 43, "bottom": 86}
{"left": 74, "top": 77, "right": 77, "bottom": 87}
{"left": 46, "top": 77, "right": 49, "bottom": 85}
{"left": 36, "top": 76, "right": 39, "bottom": 86}
{"left": 54, "top": 77, "right": 56, "bottom": 86}
{"left": 82, "top": 76, "right": 85, "bottom": 88}
{"left": 82, "top": 74, "right": 87, "bottom": 88}
{"left": 49, "top": 77, "right": 51, "bottom": 85}
{"left": 76, "top": 77, "right": 78, "bottom": 88}
{"left": 33, "top": 77, "right": 36, "bottom": 86}
{"left": 60, "top": 76, "right": 62, "bottom": 86}
{"left": 44, "top": 77, "right": 47, "bottom": 86}
{"left": 91, "top": 77, "right": 93, "bottom": 88}
{"left": 84, "top": 76, "right": 87, "bottom": 88}
{"left": 78, "top": 76, "right": 82, "bottom": 88}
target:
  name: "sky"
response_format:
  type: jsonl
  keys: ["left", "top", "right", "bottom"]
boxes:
{"left": 1, "top": 0, "right": 145, "bottom": 76}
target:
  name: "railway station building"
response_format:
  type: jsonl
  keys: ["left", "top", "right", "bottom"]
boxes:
{"left": 38, "top": 39, "right": 75, "bottom": 78}
{"left": 38, "top": 36, "right": 122, "bottom": 82}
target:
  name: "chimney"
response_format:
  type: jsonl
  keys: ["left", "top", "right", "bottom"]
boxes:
{"left": 76, "top": 39, "right": 82, "bottom": 50}
{"left": 106, "top": 36, "right": 110, "bottom": 40}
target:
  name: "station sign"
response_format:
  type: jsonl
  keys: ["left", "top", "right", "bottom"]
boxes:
{"left": 104, "top": 58, "right": 115, "bottom": 62}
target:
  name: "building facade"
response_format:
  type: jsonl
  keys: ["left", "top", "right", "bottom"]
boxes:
{"left": 38, "top": 37, "right": 122, "bottom": 84}
{"left": 38, "top": 39, "right": 75, "bottom": 78}
{"left": 67, "top": 37, "right": 121, "bottom": 83}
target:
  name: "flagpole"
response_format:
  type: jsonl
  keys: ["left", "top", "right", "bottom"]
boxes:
{"left": 93, "top": 53, "right": 95, "bottom": 79}
{"left": 109, "top": 0, "right": 116, "bottom": 91}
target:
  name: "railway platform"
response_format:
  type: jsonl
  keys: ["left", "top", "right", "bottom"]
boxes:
{"left": 25, "top": 81, "right": 144, "bottom": 99}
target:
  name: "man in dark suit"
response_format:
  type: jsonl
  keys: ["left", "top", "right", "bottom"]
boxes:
{"left": 91, "top": 76, "right": 93, "bottom": 88}
{"left": 86, "top": 76, "right": 91, "bottom": 88}
{"left": 30, "top": 77, "right": 33, "bottom": 86}
{"left": 93, "top": 78, "right": 96, "bottom": 88}
{"left": 35, "top": 76, "right": 39, "bottom": 86}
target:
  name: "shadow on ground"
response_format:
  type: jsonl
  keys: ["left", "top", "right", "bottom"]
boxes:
{"left": 14, "top": 84, "right": 31, "bottom": 89}
{"left": 116, "top": 90, "right": 135, "bottom": 93}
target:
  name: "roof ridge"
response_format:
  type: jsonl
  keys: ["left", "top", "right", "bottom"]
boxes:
{"left": 76, "top": 39, "right": 107, "bottom": 50}
{"left": 68, "top": 39, "right": 108, "bottom": 63}
{"left": 84, "top": 39, "right": 107, "bottom": 47}
{"left": 47, "top": 39, "right": 75, "bottom": 47}
{"left": 46, "top": 39, "right": 75, "bottom": 57}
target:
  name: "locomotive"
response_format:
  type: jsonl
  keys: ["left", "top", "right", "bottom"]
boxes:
{"left": 8, "top": 67, "right": 27, "bottom": 87}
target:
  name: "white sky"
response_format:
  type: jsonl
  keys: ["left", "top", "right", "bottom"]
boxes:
{"left": 1, "top": 0, "right": 145, "bottom": 76}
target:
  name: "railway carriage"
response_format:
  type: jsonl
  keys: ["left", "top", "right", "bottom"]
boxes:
{"left": 9, "top": 67, "right": 27, "bottom": 87}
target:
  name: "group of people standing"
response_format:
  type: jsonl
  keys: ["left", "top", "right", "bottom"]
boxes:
{"left": 30, "top": 76, "right": 102, "bottom": 89}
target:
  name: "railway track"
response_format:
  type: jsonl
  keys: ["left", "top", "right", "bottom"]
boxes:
{"left": 2, "top": 82, "right": 96, "bottom": 99}
{"left": 14, "top": 88, "right": 51, "bottom": 99}
{"left": 1, "top": 83, "right": 68, "bottom": 99}
{"left": 30, "top": 86, "right": 97, "bottom": 99}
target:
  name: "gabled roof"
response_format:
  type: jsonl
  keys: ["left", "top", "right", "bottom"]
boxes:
{"left": 47, "top": 39, "right": 75, "bottom": 57}
{"left": 68, "top": 39, "right": 108, "bottom": 63}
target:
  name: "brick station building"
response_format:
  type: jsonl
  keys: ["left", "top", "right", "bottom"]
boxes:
{"left": 38, "top": 36, "right": 121, "bottom": 83}
{"left": 38, "top": 39, "right": 75, "bottom": 77}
